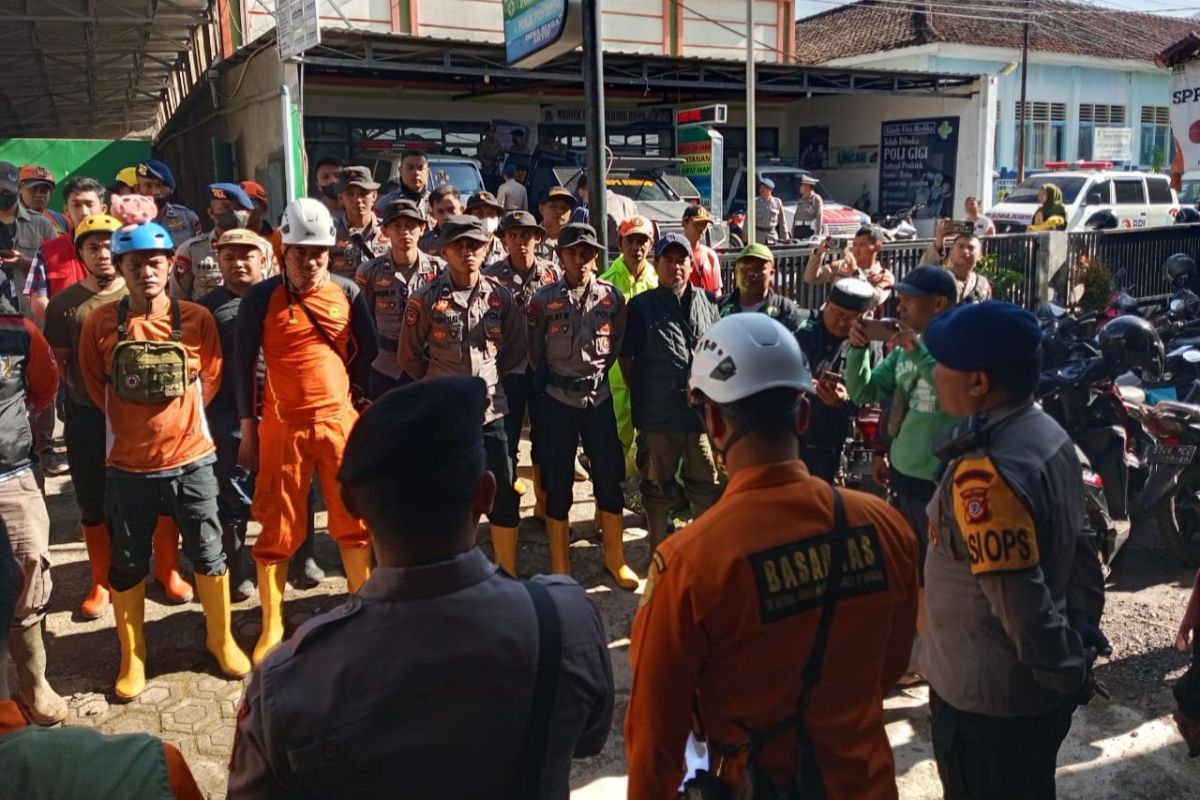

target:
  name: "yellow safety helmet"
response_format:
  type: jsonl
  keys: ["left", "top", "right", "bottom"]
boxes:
{"left": 74, "top": 213, "right": 124, "bottom": 250}
{"left": 114, "top": 167, "right": 138, "bottom": 188}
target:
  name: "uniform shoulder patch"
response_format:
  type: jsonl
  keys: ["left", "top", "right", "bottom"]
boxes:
{"left": 747, "top": 523, "right": 888, "bottom": 624}
{"left": 951, "top": 456, "right": 1040, "bottom": 575}
{"left": 403, "top": 297, "right": 422, "bottom": 327}
{"left": 639, "top": 550, "right": 667, "bottom": 607}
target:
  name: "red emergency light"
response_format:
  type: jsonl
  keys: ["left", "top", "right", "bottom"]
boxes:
{"left": 1043, "top": 160, "right": 1114, "bottom": 171}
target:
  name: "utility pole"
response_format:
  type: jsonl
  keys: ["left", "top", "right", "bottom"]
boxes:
{"left": 582, "top": 0, "right": 607, "bottom": 252}
{"left": 1015, "top": 0, "right": 1032, "bottom": 183}
{"left": 745, "top": 0, "right": 757, "bottom": 243}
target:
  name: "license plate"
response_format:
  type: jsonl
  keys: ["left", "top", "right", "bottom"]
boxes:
{"left": 1150, "top": 444, "right": 1198, "bottom": 465}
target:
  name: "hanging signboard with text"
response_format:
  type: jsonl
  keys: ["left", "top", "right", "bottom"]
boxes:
{"left": 677, "top": 126, "right": 724, "bottom": 215}
{"left": 504, "top": 0, "right": 583, "bottom": 69}
{"left": 878, "top": 116, "right": 960, "bottom": 218}
{"left": 1093, "top": 127, "right": 1132, "bottom": 162}
{"left": 1171, "top": 62, "right": 1200, "bottom": 173}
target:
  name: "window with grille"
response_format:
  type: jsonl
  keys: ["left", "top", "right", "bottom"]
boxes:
{"left": 1014, "top": 102, "right": 1067, "bottom": 168}
{"left": 1016, "top": 101, "right": 1067, "bottom": 122}
{"left": 1140, "top": 106, "right": 1171, "bottom": 168}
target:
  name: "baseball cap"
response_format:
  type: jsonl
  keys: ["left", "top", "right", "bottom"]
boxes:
{"left": 438, "top": 214, "right": 491, "bottom": 247}
{"left": 497, "top": 210, "right": 545, "bottom": 235}
{"left": 618, "top": 215, "right": 654, "bottom": 239}
{"left": 653, "top": 232, "right": 691, "bottom": 258}
{"left": 683, "top": 206, "right": 713, "bottom": 224}
{"left": 925, "top": 301, "right": 1042, "bottom": 372}
{"left": 0, "top": 162, "right": 18, "bottom": 194}
{"left": 240, "top": 180, "right": 269, "bottom": 206}
{"left": 542, "top": 186, "right": 578, "bottom": 209}
{"left": 214, "top": 228, "right": 271, "bottom": 257}
{"left": 138, "top": 159, "right": 177, "bottom": 190}
{"left": 736, "top": 242, "right": 774, "bottom": 264}
{"left": 115, "top": 167, "right": 139, "bottom": 189}
{"left": 893, "top": 265, "right": 958, "bottom": 305}
{"left": 556, "top": 223, "right": 601, "bottom": 251}
{"left": 466, "top": 191, "right": 504, "bottom": 213}
{"left": 18, "top": 165, "right": 55, "bottom": 187}
{"left": 381, "top": 198, "right": 428, "bottom": 226}
{"left": 208, "top": 182, "right": 254, "bottom": 210}
{"left": 336, "top": 166, "right": 380, "bottom": 193}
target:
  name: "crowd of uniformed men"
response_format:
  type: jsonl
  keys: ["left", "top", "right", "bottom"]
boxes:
{"left": 0, "top": 150, "right": 1109, "bottom": 800}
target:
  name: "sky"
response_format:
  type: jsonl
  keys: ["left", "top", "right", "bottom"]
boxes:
{"left": 794, "top": 0, "right": 1200, "bottom": 20}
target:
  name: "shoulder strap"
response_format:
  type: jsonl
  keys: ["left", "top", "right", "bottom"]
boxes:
{"left": 169, "top": 298, "right": 182, "bottom": 342}
{"left": 117, "top": 296, "right": 129, "bottom": 341}
{"left": 513, "top": 580, "right": 562, "bottom": 799}
{"left": 801, "top": 487, "right": 847, "bottom": 697}
{"left": 287, "top": 280, "right": 348, "bottom": 365}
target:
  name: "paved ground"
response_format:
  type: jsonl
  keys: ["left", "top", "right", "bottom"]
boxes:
{"left": 11, "top": 447, "right": 1200, "bottom": 798}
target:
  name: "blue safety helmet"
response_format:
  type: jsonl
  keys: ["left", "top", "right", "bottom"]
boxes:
{"left": 110, "top": 222, "right": 174, "bottom": 256}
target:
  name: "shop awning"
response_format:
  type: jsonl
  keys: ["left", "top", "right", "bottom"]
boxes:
{"left": 0, "top": 0, "right": 214, "bottom": 138}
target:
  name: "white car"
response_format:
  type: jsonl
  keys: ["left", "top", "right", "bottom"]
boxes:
{"left": 990, "top": 162, "right": 1178, "bottom": 233}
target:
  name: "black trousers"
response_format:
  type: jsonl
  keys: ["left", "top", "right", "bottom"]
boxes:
{"left": 890, "top": 466, "right": 937, "bottom": 584}
{"left": 540, "top": 394, "right": 624, "bottom": 520}
{"left": 63, "top": 402, "right": 107, "bottom": 526}
{"left": 482, "top": 419, "right": 520, "bottom": 527}
{"left": 501, "top": 370, "right": 541, "bottom": 467}
{"left": 106, "top": 460, "right": 226, "bottom": 591}
{"left": 930, "top": 690, "right": 1076, "bottom": 800}
{"left": 210, "top": 412, "right": 254, "bottom": 526}
{"left": 368, "top": 368, "right": 409, "bottom": 402}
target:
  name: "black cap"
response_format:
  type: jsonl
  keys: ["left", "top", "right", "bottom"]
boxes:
{"left": 381, "top": 198, "right": 428, "bottom": 226}
{"left": 497, "top": 210, "right": 545, "bottom": 235}
{"left": 438, "top": 214, "right": 491, "bottom": 247}
{"left": 828, "top": 278, "right": 876, "bottom": 311}
{"left": 466, "top": 191, "right": 504, "bottom": 213}
{"left": 338, "top": 377, "right": 487, "bottom": 485}
{"left": 556, "top": 222, "right": 601, "bottom": 251}
{"left": 894, "top": 265, "right": 958, "bottom": 305}
{"left": 336, "top": 165, "right": 380, "bottom": 192}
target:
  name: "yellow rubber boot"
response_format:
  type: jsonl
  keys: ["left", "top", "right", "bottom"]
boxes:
{"left": 80, "top": 523, "right": 111, "bottom": 619}
{"left": 532, "top": 465, "right": 547, "bottom": 523}
{"left": 546, "top": 518, "right": 572, "bottom": 576}
{"left": 194, "top": 573, "right": 252, "bottom": 678}
{"left": 340, "top": 546, "right": 372, "bottom": 594}
{"left": 110, "top": 583, "right": 147, "bottom": 701}
{"left": 491, "top": 525, "right": 519, "bottom": 576}
{"left": 253, "top": 560, "right": 287, "bottom": 666}
{"left": 599, "top": 511, "right": 639, "bottom": 590}
{"left": 151, "top": 517, "right": 193, "bottom": 604}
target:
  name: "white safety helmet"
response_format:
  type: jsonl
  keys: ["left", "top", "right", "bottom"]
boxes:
{"left": 280, "top": 197, "right": 336, "bottom": 247}
{"left": 689, "top": 314, "right": 814, "bottom": 406}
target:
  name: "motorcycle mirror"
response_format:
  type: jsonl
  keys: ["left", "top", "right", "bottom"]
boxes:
{"left": 1172, "top": 298, "right": 1185, "bottom": 313}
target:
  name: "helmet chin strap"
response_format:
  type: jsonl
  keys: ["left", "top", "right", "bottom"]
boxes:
{"left": 704, "top": 398, "right": 803, "bottom": 471}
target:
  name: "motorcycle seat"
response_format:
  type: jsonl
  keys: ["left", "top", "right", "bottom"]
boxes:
{"left": 1118, "top": 385, "right": 1146, "bottom": 406}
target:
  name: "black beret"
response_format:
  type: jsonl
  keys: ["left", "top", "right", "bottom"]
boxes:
{"left": 338, "top": 376, "right": 487, "bottom": 485}
{"left": 925, "top": 301, "right": 1042, "bottom": 372}
{"left": 828, "top": 277, "right": 875, "bottom": 311}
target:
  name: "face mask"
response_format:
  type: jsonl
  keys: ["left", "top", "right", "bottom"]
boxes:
{"left": 0, "top": 194, "right": 17, "bottom": 211}
{"left": 215, "top": 209, "right": 251, "bottom": 230}
{"left": 484, "top": 217, "right": 500, "bottom": 235}
{"left": 153, "top": 195, "right": 168, "bottom": 211}
{"left": 320, "top": 184, "right": 338, "bottom": 200}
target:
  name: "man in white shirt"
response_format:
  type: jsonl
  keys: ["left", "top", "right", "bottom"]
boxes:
{"left": 965, "top": 196, "right": 996, "bottom": 237}
{"left": 496, "top": 163, "right": 528, "bottom": 212}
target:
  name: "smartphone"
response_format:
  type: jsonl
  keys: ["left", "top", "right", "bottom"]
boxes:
{"left": 860, "top": 318, "right": 902, "bottom": 342}
{"left": 819, "top": 370, "right": 843, "bottom": 384}
{"left": 950, "top": 219, "right": 974, "bottom": 236}
{"left": 826, "top": 237, "right": 844, "bottom": 254}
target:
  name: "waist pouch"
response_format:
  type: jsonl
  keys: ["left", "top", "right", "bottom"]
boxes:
{"left": 110, "top": 297, "right": 191, "bottom": 403}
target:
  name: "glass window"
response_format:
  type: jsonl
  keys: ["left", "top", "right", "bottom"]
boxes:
{"left": 1147, "top": 177, "right": 1174, "bottom": 204}
{"left": 1086, "top": 180, "right": 1112, "bottom": 205}
{"left": 1006, "top": 176, "right": 1088, "bottom": 204}
{"left": 1114, "top": 179, "right": 1146, "bottom": 204}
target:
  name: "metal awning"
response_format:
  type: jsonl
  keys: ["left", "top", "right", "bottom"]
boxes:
{"left": 0, "top": 0, "right": 214, "bottom": 138}
{"left": 299, "top": 31, "right": 981, "bottom": 103}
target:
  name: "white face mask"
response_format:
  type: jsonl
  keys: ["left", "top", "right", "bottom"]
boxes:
{"left": 484, "top": 217, "right": 500, "bottom": 235}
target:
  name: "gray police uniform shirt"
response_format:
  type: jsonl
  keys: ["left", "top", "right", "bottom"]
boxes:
{"left": 156, "top": 203, "right": 202, "bottom": 248}
{"left": 483, "top": 256, "right": 560, "bottom": 374}
{"left": 332, "top": 215, "right": 389, "bottom": 281}
{"left": 2, "top": 207, "right": 54, "bottom": 319}
{"left": 754, "top": 195, "right": 789, "bottom": 243}
{"left": 528, "top": 277, "right": 625, "bottom": 409}
{"left": 356, "top": 251, "right": 445, "bottom": 380}
{"left": 923, "top": 404, "right": 1099, "bottom": 716}
{"left": 170, "top": 232, "right": 223, "bottom": 301}
{"left": 398, "top": 270, "right": 526, "bottom": 424}
{"left": 792, "top": 193, "right": 824, "bottom": 238}
{"left": 227, "top": 548, "right": 615, "bottom": 799}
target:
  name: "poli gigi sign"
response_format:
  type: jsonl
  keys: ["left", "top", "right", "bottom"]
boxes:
{"left": 505, "top": 0, "right": 582, "bottom": 69}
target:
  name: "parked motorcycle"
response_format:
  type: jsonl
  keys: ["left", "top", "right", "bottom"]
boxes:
{"left": 1140, "top": 393, "right": 1200, "bottom": 567}
{"left": 877, "top": 203, "right": 921, "bottom": 241}
{"left": 839, "top": 405, "right": 884, "bottom": 495}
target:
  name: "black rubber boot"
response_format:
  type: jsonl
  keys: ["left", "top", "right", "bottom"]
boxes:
{"left": 222, "top": 522, "right": 256, "bottom": 602}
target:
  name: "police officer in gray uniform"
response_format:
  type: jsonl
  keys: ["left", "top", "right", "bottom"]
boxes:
{"left": 527, "top": 223, "right": 637, "bottom": 589}
{"left": 398, "top": 215, "right": 526, "bottom": 554}
{"left": 356, "top": 199, "right": 445, "bottom": 400}
{"left": 227, "top": 375, "right": 615, "bottom": 798}
{"left": 923, "top": 301, "right": 1107, "bottom": 800}
{"left": 754, "top": 177, "right": 789, "bottom": 245}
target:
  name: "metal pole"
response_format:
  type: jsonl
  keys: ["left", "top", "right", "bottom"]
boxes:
{"left": 1015, "top": 0, "right": 1030, "bottom": 183}
{"left": 281, "top": 83, "right": 297, "bottom": 202}
{"left": 582, "top": 0, "right": 608, "bottom": 252}
{"left": 745, "top": 0, "right": 756, "bottom": 243}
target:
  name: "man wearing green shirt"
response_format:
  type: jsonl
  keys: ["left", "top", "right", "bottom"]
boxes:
{"left": 599, "top": 215, "right": 658, "bottom": 478}
{"left": 846, "top": 265, "right": 958, "bottom": 662}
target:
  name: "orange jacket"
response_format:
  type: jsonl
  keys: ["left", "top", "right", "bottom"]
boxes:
{"left": 625, "top": 461, "right": 919, "bottom": 799}
{"left": 79, "top": 299, "right": 221, "bottom": 473}
{"left": 13, "top": 317, "right": 58, "bottom": 414}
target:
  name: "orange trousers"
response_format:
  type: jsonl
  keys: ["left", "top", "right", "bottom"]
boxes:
{"left": 251, "top": 408, "right": 368, "bottom": 565}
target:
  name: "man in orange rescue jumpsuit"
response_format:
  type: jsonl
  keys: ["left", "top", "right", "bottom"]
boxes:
{"left": 625, "top": 313, "right": 919, "bottom": 799}
{"left": 235, "top": 197, "right": 378, "bottom": 665}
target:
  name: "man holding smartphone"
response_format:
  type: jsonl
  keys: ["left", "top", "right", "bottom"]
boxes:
{"left": 0, "top": 162, "right": 55, "bottom": 320}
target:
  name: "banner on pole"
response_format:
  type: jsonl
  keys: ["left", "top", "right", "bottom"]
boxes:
{"left": 1171, "top": 62, "right": 1200, "bottom": 173}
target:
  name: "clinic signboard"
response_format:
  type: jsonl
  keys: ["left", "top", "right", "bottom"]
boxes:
{"left": 878, "top": 116, "right": 960, "bottom": 218}
{"left": 504, "top": 0, "right": 582, "bottom": 69}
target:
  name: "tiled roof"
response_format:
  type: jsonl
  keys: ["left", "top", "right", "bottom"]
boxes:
{"left": 794, "top": 0, "right": 1198, "bottom": 65}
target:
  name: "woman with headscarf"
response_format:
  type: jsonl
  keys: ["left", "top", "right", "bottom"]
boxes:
{"left": 1029, "top": 183, "right": 1067, "bottom": 231}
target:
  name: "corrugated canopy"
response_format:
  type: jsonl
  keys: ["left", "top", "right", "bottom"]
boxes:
{"left": 0, "top": 0, "right": 213, "bottom": 138}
